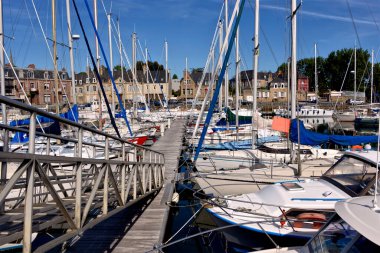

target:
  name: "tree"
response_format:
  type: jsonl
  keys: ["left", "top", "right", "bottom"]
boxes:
{"left": 113, "top": 65, "right": 126, "bottom": 72}
{"left": 136, "top": 61, "right": 164, "bottom": 71}
{"left": 172, "top": 74, "right": 178, "bottom": 79}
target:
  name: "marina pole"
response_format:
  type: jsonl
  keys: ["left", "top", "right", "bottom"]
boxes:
{"left": 218, "top": 20, "right": 223, "bottom": 111}
{"left": 146, "top": 46, "right": 149, "bottom": 105}
{"left": 52, "top": 0, "right": 59, "bottom": 114}
{"left": 66, "top": 0, "right": 76, "bottom": 106}
{"left": 224, "top": 0, "right": 229, "bottom": 109}
{"left": 108, "top": 11, "right": 115, "bottom": 116}
{"left": 94, "top": 0, "right": 102, "bottom": 130}
{"left": 314, "top": 43, "right": 318, "bottom": 104}
{"left": 354, "top": 44, "right": 357, "bottom": 104}
{"left": 235, "top": 25, "right": 240, "bottom": 141}
{"left": 290, "top": 0, "right": 297, "bottom": 120}
{"left": 252, "top": 0, "right": 259, "bottom": 148}
{"left": 185, "top": 57, "right": 188, "bottom": 110}
{"left": 118, "top": 18, "right": 125, "bottom": 110}
{"left": 0, "top": 0, "right": 8, "bottom": 213}
{"left": 371, "top": 49, "right": 374, "bottom": 105}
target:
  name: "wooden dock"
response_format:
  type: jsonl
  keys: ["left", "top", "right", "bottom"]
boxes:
{"left": 67, "top": 119, "right": 187, "bottom": 253}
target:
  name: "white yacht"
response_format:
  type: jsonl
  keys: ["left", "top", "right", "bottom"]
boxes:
{"left": 206, "top": 150, "right": 379, "bottom": 249}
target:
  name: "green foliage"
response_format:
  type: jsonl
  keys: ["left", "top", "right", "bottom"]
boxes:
{"left": 136, "top": 61, "right": 164, "bottom": 71}
{"left": 113, "top": 65, "right": 126, "bottom": 72}
{"left": 172, "top": 74, "right": 178, "bottom": 79}
{"left": 277, "top": 48, "right": 373, "bottom": 96}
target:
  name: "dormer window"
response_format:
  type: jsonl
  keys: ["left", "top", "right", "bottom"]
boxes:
{"left": 5, "top": 71, "right": 8, "bottom": 77}
{"left": 274, "top": 84, "right": 278, "bottom": 89}
{"left": 75, "top": 80, "right": 77, "bottom": 84}
{"left": 86, "top": 78, "right": 90, "bottom": 83}
{"left": 92, "top": 78, "right": 96, "bottom": 83}
{"left": 44, "top": 72, "right": 49, "bottom": 79}
{"left": 79, "top": 80, "right": 83, "bottom": 85}
{"left": 281, "top": 83, "right": 284, "bottom": 88}
{"left": 61, "top": 73, "right": 66, "bottom": 79}
{"left": 27, "top": 71, "right": 34, "bottom": 78}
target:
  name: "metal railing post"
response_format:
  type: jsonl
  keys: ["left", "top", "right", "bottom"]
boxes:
{"left": 158, "top": 154, "right": 162, "bottom": 186}
{"left": 154, "top": 153, "right": 157, "bottom": 187}
{"left": 142, "top": 149, "right": 146, "bottom": 193}
{"left": 46, "top": 137, "right": 50, "bottom": 155}
{"left": 75, "top": 128, "right": 83, "bottom": 227}
{"left": 23, "top": 112, "right": 36, "bottom": 253}
{"left": 121, "top": 143, "right": 126, "bottom": 204}
{"left": 103, "top": 137, "right": 109, "bottom": 215}
{"left": 149, "top": 151, "right": 152, "bottom": 192}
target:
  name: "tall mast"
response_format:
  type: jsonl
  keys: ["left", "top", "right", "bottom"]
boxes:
{"left": 132, "top": 32, "right": 137, "bottom": 117}
{"left": 354, "top": 44, "right": 357, "bottom": 103}
{"left": 165, "top": 40, "right": 168, "bottom": 84}
{"left": 314, "top": 43, "right": 318, "bottom": 104}
{"left": 185, "top": 57, "right": 188, "bottom": 110}
{"left": 371, "top": 49, "right": 374, "bottom": 105}
{"left": 218, "top": 20, "right": 223, "bottom": 111}
{"left": 0, "top": 0, "right": 9, "bottom": 213}
{"left": 224, "top": 0, "right": 229, "bottom": 108}
{"left": 66, "top": 0, "right": 76, "bottom": 105}
{"left": 235, "top": 26, "right": 240, "bottom": 141}
{"left": 290, "top": 0, "right": 297, "bottom": 119}
{"left": 94, "top": 0, "right": 102, "bottom": 128}
{"left": 252, "top": 0, "right": 259, "bottom": 113}
{"left": 107, "top": 10, "right": 114, "bottom": 116}
{"left": 52, "top": 0, "right": 59, "bottom": 114}
{"left": 145, "top": 45, "right": 149, "bottom": 104}
{"left": 117, "top": 18, "right": 124, "bottom": 109}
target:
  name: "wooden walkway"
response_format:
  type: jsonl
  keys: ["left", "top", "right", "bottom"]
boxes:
{"left": 67, "top": 119, "right": 186, "bottom": 253}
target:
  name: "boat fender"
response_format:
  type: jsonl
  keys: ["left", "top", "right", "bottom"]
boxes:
{"left": 293, "top": 213, "right": 326, "bottom": 229}
{"left": 172, "top": 192, "right": 180, "bottom": 204}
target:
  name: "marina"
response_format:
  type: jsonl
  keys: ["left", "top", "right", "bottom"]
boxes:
{"left": 0, "top": 0, "right": 380, "bottom": 253}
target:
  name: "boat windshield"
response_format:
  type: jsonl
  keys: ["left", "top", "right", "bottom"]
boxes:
{"left": 323, "top": 156, "right": 377, "bottom": 196}
{"left": 307, "top": 216, "right": 380, "bottom": 252}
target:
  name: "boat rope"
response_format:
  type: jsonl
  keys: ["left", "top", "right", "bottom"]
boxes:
{"left": 333, "top": 50, "right": 354, "bottom": 111}
{"left": 71, "top": 0, "right": 121, "bottom": 138}
{"left": 30, "top": 0, "right": 77, "bottom": 122}
{"left": 83, "top": 0, "right": 133, "bottom": 136}
{"left": 194, "top": 0, "right": 246, "bottom": 162}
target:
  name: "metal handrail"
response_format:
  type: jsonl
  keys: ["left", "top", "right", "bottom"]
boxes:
{"left": 0, "top": 95, "right": 163, "bottom": 156}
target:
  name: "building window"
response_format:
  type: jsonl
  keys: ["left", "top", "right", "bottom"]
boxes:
{"left": 86, "top": 78, "right": 90, "bottom": 84}
{"left": 61, "top": 73, "right": 66, "bottom": 79}
{"left": 92, "top": 78, "right": 96, "bottom": 83}
{"left": 86, "top": 86, "right": 90, "bottom": 92}
{"left": 5, "top": 71, "right": 8, "bottom": 77}
{"left": 283, "top": 92, "right": 287, "bottom": 98}
{"left": 79, "top": 88, "right": 82, "bottom": 93}
{"left": 44, "top": 72, "right": 49, "bottom": 79}
{"left": 44, "top": 95, "right": 51, "bottom": 103}
{"left": 273, "top": 92, "right": 278, "bottom": 98}
{"left": 27, "top": 71, "right": 34, "bottom": 78}
{"left": 274, "top": 84, "right": 278, "bottom": 89}
{"left": 79, "top": 80, "right": 83, "bottom": 85}
{"left": 44, "top": 83, "right": 49, "bottom": 90}
{"left": 93, "top": 86, "right": 97, "bottom": 91}
{"left": 30, "top": 82, "right": 36, "bottom": 89}
{"left": 281, "top": 83, "right": 284, "bottom": 88}
{"left": 75, "top": 80, "right": 77, "bottom": 84}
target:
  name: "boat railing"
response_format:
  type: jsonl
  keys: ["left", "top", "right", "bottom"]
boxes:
{"left": 0, "top": 95, "right": 165, "bottom": 252}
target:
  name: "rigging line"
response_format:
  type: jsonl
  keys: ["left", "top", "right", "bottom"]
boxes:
{"left": 346, "top": 0, "right": 361, "bottom": 49}
{"left": 138, "top": 40, "right": 169, "bottom": 116}
{"left": 83, "top": 0, "right": 134, "bottom": 136}
{"left": 71, "top": 0, "right": 121, "bottom": 138}
{"left": 0, "top": 42, "right": 46, "bottom": 132}
{"left": 333, "top": 50, "right": 354, "bottom": 110}
{"left": 194, "top": 0, "right": 246, "bottom": 162}
{"left": 247, "top": 0, "right": 280, "bottom": 68}
{"left": 364, "top": 0, "right": 380, "bottom": 35}
{"left": 30, "top": 0, "right": 77, "bottom": 122}
{"left": 23, "top": 0, "right": 38, "bottom": 38}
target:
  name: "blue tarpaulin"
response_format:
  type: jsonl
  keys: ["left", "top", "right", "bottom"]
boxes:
{"left": 290, "top": 119, "right": 379, "bottom": 146}
{"left": 10, "top": 105, "right": 78, "bottom": 143}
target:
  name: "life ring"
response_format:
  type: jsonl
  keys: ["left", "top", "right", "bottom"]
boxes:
{"left": 293, "top": 212, "right": 326, "bottom": 229}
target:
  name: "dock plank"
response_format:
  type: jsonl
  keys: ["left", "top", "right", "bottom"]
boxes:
{"left": 67, "top": 119, "right": 186, "bottom": 253}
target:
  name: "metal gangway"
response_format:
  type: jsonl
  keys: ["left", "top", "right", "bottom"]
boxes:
{"left": 0, "top": 96, "right": 165, "bottom": 252}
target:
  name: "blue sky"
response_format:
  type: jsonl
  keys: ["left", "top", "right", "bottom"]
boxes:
{"left": 3, "top": 0, "right": 380, "bottom": 79}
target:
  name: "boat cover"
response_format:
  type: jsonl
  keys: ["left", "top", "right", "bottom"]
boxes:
{"left": 216, "top": 107, "right": 252, "bottom": 126}
{"left": 290, "top": 119, "right": 378, "bottom": 146}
